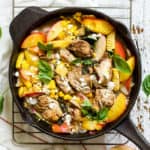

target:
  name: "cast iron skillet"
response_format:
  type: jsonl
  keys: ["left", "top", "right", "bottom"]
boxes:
{"left": 9, "top": 7, "right": 150, "bottom": 150}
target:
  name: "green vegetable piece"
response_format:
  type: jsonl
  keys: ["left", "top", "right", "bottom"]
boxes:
{"left": 38, "top": 42, "right": 53, "bottom": 57}
{"left": 82, "top": 59, "right": 94, "bottom": 65}
{"left": 0, "top": 95, "right": 4, "bottom": 114}
{"left": 38, "top": 60, "right": 53, "bottom": 84}
{"left": 142, "top": 74, "right": 150, "bottom": 96}
{"left": 97, "top": 107, "right": 109, "bottom": 120}
{"left": 81, "top": 99, "right": 92, "bottom": 108}
{"left": 71, "top": 58, "right": 82, "bottom": 65}
{"left": 113, "top": 54, "right": 131, "bottom": 73}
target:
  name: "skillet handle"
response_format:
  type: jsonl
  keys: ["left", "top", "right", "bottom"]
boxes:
{"left": 9, "top": 7, "right": 48, "bottom": 46}
{"left": 115, "top": 116, "right": 150, "bottom": 150}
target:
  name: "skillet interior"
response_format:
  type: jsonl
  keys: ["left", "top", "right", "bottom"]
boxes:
{"left": 9, "top": 7, "right": 141, "bottom": 141}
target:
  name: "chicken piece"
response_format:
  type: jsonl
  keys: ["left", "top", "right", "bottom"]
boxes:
{"left": 94, "top": 58, "right": 112, "bottom": 84}
{"left": 34, "top": 95, "right": 49, "bottom": 112}
{"left": 55, "top": 75, "right": 74, "bottom": 94}
{"left": 68, "top": 40, "right": 92, "bottom": 58}
{"left": 68, "top": 67, "right": 91, "bottom": 94}
{"left": 95, "top": 89, "right": 115, "bottom": 107}
{"left": 40, "top": 53, "right": 60, "bottom": 61}
{"left": 60, "top": 49, "right": 76, "bottom": 62}
{"left": 38, "top": 95, "right": 49, "bottom": 107}
{"left": 42, "top": 98, "right": 63, "bottom": 121}
{"left": 72, "top": 109, "right": 82, "bottom": 121}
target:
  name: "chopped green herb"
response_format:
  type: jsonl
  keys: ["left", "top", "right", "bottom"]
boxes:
{"left": 72, "top": 58, "right": 95, "bottom": 66}
{"left": 37, "top": 42, "right": 53, "bottom": 57}
{"left": 0, "top": 27, "right": 2, "bottom": 38}
{"left": 38, "top": 60, "right": 53, "bottom": 84}
{"left": 71, "top": 58, "right": 82, "bottom": 65}
{"left": 142, "top": 74, "right": 150, "bottom": 96}
{"left": 0, "top": 95, "right": 4, "bottom": 114}
{"left": 97, "top": 107, "right": 109, "bottom": 120}
{"left": 82, "top": 59, "right": 94, "bottom": 65}
{"left": 81, "top": 99, "right": 109, "bottom": 121}
{"left": 81, "top": 99, "right": 92, "bottom": 108}
{"left": 113, "top": 54, "right": 131, "bottom": 73}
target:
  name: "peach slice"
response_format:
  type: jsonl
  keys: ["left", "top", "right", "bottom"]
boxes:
{"left": 23, "top": 92, "right": 44, "bottom": 97}
{"left": 19, "top": 69, "right": 32, "bottom": 81}
{"left": 28, "top": 46, "right": 44, "bottom": 56}
{"left": 47, "top": 21, "right": 64, "bottom": 42}
{"left": 82, "top": 18, "right": 114, "bottom": 35}
{"left": 21, "top": 32, "right": 46, "bottom": 48}
{"left": 48, "top": 40, "right": 72, "bottom": 49}
{"left": 107, "top": 93, "right": 127, "bottom": 122}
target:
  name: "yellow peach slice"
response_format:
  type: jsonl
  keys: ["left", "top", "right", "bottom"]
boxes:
{"left": 16, "top": 52, "right": 24, "bottom": 69}
{"left": 47, "top": 21, "right": 64, "bottom": 42}
{"left": 107, "top": 93, "right": 127, "bottom": 122}
{"left": 21, "top": 32, "right": 46, "bottom": 48}
{"left": 82, "top": 18, "right": 114, "bottom": 35}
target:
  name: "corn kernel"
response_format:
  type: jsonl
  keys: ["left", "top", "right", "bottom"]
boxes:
{"left": 64, "top": 94, "right": 72, "bottom": 100}
{"left": 21, "top": 60, "right": 30, "bottom": 69}
{"left": 16, "top": 52, "right": 24, "bottom": 69}
{"left": 48, "top": 80, "right": 56, "bottom": 89}
{"left": 23, "top": 80, "right": 32, "bottom": 88}
{"left": 18, "top": 86, "right": 24, "bottom": 97}
{"left": 86, "top": 93, "right": 93, "bottom": 98}
{"left": 92, "top": 52, "right": 96, "bottom": 58}
{"left": 58, "top": 91, "right": 64, "bottom": 97}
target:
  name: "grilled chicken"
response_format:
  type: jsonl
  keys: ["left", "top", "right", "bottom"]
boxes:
{"left": 42, "top": 98, "right": 63, "bottom": 121}
{"left": 68, "top": 67, "right": 91, "bottom": 94}
{"left": 95, "top": 89, "right": 115, "bottom": 107}
{"left": 94, "top": 58, "right": 112, "bottom": 85}
{"left": 60, "top": 49, "right": 76, "bottom": 62}
{"left": 55, "top": 75, "right": 74, "bottom": 94}
{"left": 68, "top": 40, "right": 92, "bottom": 58}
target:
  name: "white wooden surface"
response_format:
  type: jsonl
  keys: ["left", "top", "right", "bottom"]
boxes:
{"left": 0, "top": 0, "right": 150, "bottom": 150}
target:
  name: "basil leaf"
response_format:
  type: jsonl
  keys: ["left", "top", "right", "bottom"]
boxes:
{"left": 81, "top": 108, "right": 89, "bottom": 116}
{"left": 71, "top": 58, "right": 82, "bottom": 65}
{"left": 97, "top": 107, "right": 109, "bottom": 120}
{"left": 0, "top": 95, "right": 4, "bottom": 114}
{"left": 81, "top": 99, "right": 92, "bottom": 108}
{"left": 82, "top": 59, "right": 94, "bottom": 65}
{"left": 38, "top": 42, "right": 53, "bottom": 57}
{"left": 142, "top": 74, "right": 150, "bottom": 96}
{"left": 38, "top": 60, "right": 53, "bottom": 84}
{"left": 113, "top": 55, "right": 131, "bottom": 73}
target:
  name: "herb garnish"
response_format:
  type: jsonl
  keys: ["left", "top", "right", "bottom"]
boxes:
{"left": 81, "top": 99, "right": 109, "bottom": 121}
{"left": 38, "top": 60, "right": 54, "bottom": 84}
{"left": 108, "top": 51, "right": 131, "bottom": 73}
{"left": 72, "top": 58, "right": 95, "bottom": 66}
{"left": 38, "top": 42, "right": 53, "bottom": 57}
{"left": 142, "top": 74, "right": 150, "bottom": 96}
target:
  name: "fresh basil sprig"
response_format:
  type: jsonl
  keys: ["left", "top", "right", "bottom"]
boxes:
{"left": 108, "top": 51, "right": 131, "bottom": 73}
{"left": 113, "top": 54, "right": 131, "bottom": 73}
{"left": 97, "top": 107, "right": 109, "bottom": 120}
{"left": 38, "top": 60, "right": 54, "bottom": 84}
{"left": 38, "top": 42, "right": 53, "bottom": 57}
{"left": 142, "top": 74, "right": 150, "bottom": 96}
{"left": 81, "top": 100, "right": 109, "bottom": 121}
